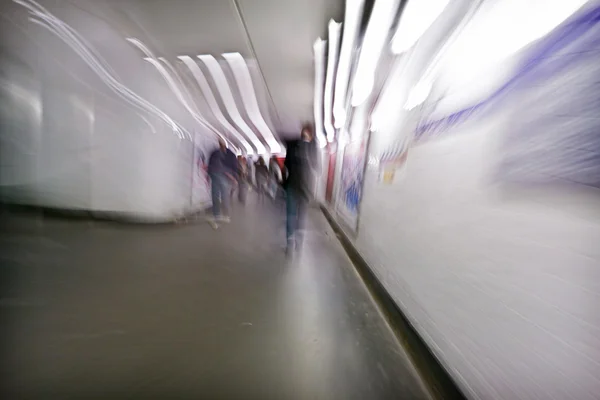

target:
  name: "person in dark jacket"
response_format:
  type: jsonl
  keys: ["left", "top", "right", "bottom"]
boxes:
{"left": 254, "top": 156, "right": 270, "bottom": 204}
{"left": 268, "top": 155, "right": 282, "bottom": 200}
{"left": 207, "top": 138, "right": 237, "bottom": 228}
{"left": 283, "top": 124, "right": 318, "bottom": 254}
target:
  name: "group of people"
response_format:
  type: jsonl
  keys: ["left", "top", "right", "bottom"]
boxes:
{"left": 251, "top": 155, "right": 282, "bottom": 203}
{"left": 206, "top": 124, "right": 317, "bottom": 255}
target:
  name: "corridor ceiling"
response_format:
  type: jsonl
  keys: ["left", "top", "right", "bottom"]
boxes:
{"left": 0, "top": 0, "right": 343, "bottom": 149}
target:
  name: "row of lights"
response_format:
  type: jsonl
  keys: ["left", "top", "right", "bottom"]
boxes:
{"left": 15, "top": 0, "right": 193, "bottom": 140}
{"left": 320, "top": 0, "right": 589, "bottom": 142}
{"left": 313, "top": 0, "right": 452, "bottom": 144}
{"left": 130, "top": 36, "right": 281, "bottom": 156}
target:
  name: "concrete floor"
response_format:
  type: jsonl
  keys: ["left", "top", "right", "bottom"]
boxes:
{"left": 0, "top": 194, "right": 429, "bottom": 400}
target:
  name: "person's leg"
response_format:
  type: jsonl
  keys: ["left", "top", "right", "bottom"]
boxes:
{"left": 210, "top": 174, "right": 221, "bottom": 218}
{"left": 238, "top": 182, "right": 246, "bottom": 203}
{"left": 296, "top": 194, "right": 308, "bottom": 250}
{"left": 221, "top": 177, "right": 231, "bottom": 219}
{"left": 286, "top": 189, "right": 298, "bottom": 252}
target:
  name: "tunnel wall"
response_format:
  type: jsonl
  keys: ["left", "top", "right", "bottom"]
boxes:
{"left": 0, "top": 0, "right": 213, "bottom": 221}
{"left": 325, "top": 3, "right": 600, "bottom": 399}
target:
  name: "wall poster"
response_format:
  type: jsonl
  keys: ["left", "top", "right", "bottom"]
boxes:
{"left": 336, "top": 135, "right": 369, "bottom": 232}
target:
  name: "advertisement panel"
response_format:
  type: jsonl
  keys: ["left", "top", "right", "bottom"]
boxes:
{"left": 336, "top": 136, "right": 369, "bottom": 232}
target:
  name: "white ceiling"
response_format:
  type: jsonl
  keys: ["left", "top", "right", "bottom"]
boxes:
{"left": 0, "top": 0, "right": 343, "bottom": 145}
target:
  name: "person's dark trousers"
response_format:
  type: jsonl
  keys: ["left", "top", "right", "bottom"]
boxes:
{"left": 209, "top": 172, "right": 229, "bottom": 218}
{"left": 285, "top": 187, "right": 308, "bottom": 251}
{"left": 238, "top": 181, "right": 247, "bottom": 204}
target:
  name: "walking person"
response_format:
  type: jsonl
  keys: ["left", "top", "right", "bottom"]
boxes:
{"left": 283, "top": 124, "right": 318, "bottom": 255}
{"left": 207, "top": 138, "right": 237, "bottom": 229}
{"left": 254, "top": 156, "right": 269, "bottom": 204}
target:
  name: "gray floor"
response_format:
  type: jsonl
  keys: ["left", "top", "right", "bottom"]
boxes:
{"left": 1, "top": 194, "right": 429, "bottom": 400}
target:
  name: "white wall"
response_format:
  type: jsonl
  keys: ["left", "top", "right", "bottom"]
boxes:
{"left": 357, "top": 113, "right": 600, "bottom": 399}
{"left": 0, "top": 0, "right": 212, "bottom": 220}
{"left": 326, "top": 1, "right": 600, "bottom": 399}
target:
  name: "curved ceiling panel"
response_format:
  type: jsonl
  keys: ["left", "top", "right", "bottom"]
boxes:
{"left": 14, "top": 0, "right": 191, "bottom": 140}
{"left": 126, "top": 37, "right": 240, "bottom": 152}
{"left": 351, "top": 0, "right": 401, "bottom": 107}
{"left": 178, "top": 55, "right": 254, "bottom": 154}
{"left": 222, "top": 52, "right": 281, "bottom": 154}
{"left": 198, "top": 54, "right": 267, "bottom": 154}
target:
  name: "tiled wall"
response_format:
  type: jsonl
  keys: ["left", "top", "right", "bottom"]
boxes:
{"left": 355, "top": 117, "right": 600, "bottom": 399}
{"left": 336, "top": 4, "right": 600, "bottom": 399}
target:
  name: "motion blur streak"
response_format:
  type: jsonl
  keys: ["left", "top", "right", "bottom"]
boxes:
{"left": 324, "top": 20, "right": 341, "bottom": 142}
{"left": 3, "top": 1, "right": 600, "bottom": 400}
{"left": 222, "top": 52, "right": 281, "bottom": 154}
{"left": 313, "top": 38, "right": 327, "bottom": 147}
{"left": 198, "top": 54, "right": 268, "bottom": 155}
{"left": 15, "top": 0, "right": 190, "bottom": 140}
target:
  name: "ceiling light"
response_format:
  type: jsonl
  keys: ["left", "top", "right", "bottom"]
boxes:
{"left": 324, "top": 20, "right": 342, "bottom": 142}
{"left": 178, "top": 55, "right": 254, "bottom": 154}
{"left": 222, "top": 52, "right": 281, "bottom": 154}
{"left": 404, "top": 80, "right": 432, "bottom": 110}
{"left": 333, "top": 0, "right": 365, "bottom": 129}
{"left": 197, "top": 55, "right": 268, "bottom": 154}
{"left": 144, "top": 57, "right": 238, "bottom": 151}
{"left": 391, "top": 0, "right": 449, "bottom": 55}
{"left": 351, "top": 0, "right": 401, "bottom": 107}
{"left": 313, "top": 38, "right": 327, "bottom": 148}
{"left": 16, "top": 0, "right": 191, "bottom": 140}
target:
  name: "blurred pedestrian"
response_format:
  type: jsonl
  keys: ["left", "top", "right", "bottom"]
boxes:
{"left": 255, "top": 156, "right": 269, "bottom": 204}
{"left": 283, "top": 124, "right": 317, "bottom": 255}
{"left": 207, "top": 138, "right": 237, "bottom": 229}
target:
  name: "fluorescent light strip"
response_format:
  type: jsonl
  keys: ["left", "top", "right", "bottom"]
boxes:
{"left": 404, "top": 80, "right": 433, "bottom": 110}
{"left": 197, "top": 55, "right": 267, "bottom": 154}
{"left": 351, "top": 0, "right": 401, "bottom": 107}
{"left": 333, "top": 0, "right": 365, "bottom": 129}
{"left": 144, "top": 57, "right": 239, "bottom": 153}
{"left": 313, "top": 38, "right": 327, "bottom": 147}
{"left": 222, "top": 52, "right": 281, "bottom": 154}
{"left": 17, "top": 0, "right": 122, "bottom": 81}
{"left": 391, "top": 0, "right": 449, "bottom": 54}
{"left": 324, "top": 20, "right": 342, "bottom": 143}
{"left": 126, "top": 37, "right": 239, "bottom": 150}
{"left": 158, "top": 57, "right": 243, "bottom": 153}
{"left": 178, "top": 55, "right": 254, "bottom": 154}
{"left": 17, "top": 1, "right": 190, "bottom": 140}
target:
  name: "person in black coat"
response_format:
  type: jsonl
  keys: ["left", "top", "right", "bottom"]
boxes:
{"left": 283, "top": 124, "right": 318, "bottom": 254}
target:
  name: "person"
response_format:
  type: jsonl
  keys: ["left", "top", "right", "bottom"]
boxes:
{"left": 236, "top": 155, "right": 249, "bottom": 204}
{"left": 254, "top": 156, "right": 270, "bottom": 204}
{"left": 268, "top": 155, "right": 282, "bottom": 200}
{"left": 207, "top": 138, "right": 237, "bottom": 228}
{"left": 283, "top": 124, "right": 318, "bottom": 255}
